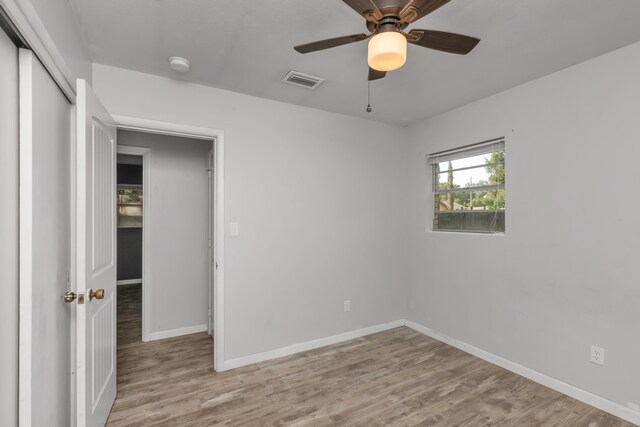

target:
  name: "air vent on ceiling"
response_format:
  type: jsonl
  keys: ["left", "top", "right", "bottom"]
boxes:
{"left": 281, "top": 71, "right": 324, "bottom": 89}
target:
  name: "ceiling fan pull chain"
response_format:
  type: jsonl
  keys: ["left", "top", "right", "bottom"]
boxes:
{"left": 366, "top": 81, "right": 372, "bottom": 113}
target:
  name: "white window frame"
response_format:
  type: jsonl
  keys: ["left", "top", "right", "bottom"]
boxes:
{"left": 428, "top": 138, "right": 505, "bottom": 234}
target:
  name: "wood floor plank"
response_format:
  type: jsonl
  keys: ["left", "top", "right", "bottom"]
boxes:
{"left": 107, "top": 285, "right": 634, "bottom": 426}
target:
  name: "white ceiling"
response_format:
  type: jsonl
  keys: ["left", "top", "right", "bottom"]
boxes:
{"left": 69, "top": 0, "right": 640, "bottom": 126}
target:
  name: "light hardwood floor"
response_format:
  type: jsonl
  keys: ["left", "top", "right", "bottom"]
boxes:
{"left": 109, "top": 286, "right": 633, "bottom": 426}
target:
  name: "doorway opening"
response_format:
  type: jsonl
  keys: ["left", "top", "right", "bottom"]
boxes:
{"left": 112, "top": 117, "right": 225, "bottom": 376}
{"left": 113, "top": 115, "right": 226, "bottom": 378}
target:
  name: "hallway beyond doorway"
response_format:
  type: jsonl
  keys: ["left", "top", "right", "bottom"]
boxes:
{"left": 116, "top": 284, "right": 142, "bottom": 345}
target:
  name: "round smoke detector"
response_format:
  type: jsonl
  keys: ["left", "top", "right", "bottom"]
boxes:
{"left": 168, "top": 56, "right": 190, "bottom": 73}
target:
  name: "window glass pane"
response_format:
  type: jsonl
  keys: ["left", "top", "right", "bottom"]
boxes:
{"left": 435, "top": 165, "right": 502, "bottom": 190}
{"left": 118, "top": 189, "right": 142, "bottom": 204}
{"left": 436, "top": 151, "right": 502, "bottom": 171}
{"left": 434, "top": 211, "right": 505, "bottom": 233}
{"left": 432, "top": 147, "right": 505, "bottom": 234}
{"left": 436, "top": 193, "right": 471, "bottom": 211}
{"left": 117, "top": 189, "right": 143, "bottom": 227}
{"left": 435, "top": 151, "right": 505, "bottom": 191}
{"left": 435, "top": 190, "right": 506, "bottom": 212}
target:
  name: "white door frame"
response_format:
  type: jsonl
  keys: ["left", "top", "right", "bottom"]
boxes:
{"left": 112, "top": 115, "right": 226, "bottom": 372}
{"left": 115, "top": 145, "right": 151, "bottom": 341}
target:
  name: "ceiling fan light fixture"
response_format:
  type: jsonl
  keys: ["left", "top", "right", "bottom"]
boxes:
{"left": 368, "top": 31, "right": 407, "bottom": 72}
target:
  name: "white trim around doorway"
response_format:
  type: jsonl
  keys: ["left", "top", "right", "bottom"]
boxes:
{"left": 113, "top": 115, "right": 226, "bottom": 372}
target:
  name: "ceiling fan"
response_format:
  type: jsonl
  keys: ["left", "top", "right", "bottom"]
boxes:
{"left": 294, "top": 0, "right": 480, "bottom": 81}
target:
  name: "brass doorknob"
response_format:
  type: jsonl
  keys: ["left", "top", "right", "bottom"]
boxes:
{"left": 89, "top": 288, "right": 105, "bottom": 301}
{"left": 64, "top": 291, "right": 77, "bottom": 303}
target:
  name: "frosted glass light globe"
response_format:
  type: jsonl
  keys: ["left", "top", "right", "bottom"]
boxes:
{"left": 368, "top": 32, "right": 407, "bottom": 72}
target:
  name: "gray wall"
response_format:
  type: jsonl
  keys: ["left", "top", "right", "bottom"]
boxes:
{"left": 405, "top": 40, "right": 640, "bottom": 409}
{"left": 95, "top": 65, "right": 409, "bottom": 360}
{"left": 117, "top": 228, "right": 142, "bottom": 280}
{"left": 0, "top": 27, "right": 18, "bottom": 427}
{"left": 117, "top": 130, "right": 211, "bottom": 334}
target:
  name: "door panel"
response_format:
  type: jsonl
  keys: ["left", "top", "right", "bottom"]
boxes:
{"left": 91, "top": 121, "right": 115, "bottom": 275}
{"left": 76, "top": 79, "right": 117, "bottom": 427}
{"left": 18, "top": 49, "right": 73, "bottom": 427}
{"left": 90, "top": 294, "right": 114, "bottom": 409}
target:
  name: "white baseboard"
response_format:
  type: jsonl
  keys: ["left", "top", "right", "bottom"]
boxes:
{"left": 404, "top": 320, "right": 640, "bottom": 426}
{"left": 148, "top": 323, "right": 208, "bottom": 341}
{"left": 116, "top": 278, "right": 142, "bottom": 286}
{"left": 224, "top": 319, "right": 405, "bottom": 371}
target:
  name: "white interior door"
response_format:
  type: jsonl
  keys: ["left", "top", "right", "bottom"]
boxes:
{"left": 18, "top": 49, "right": 73, "bottom": 427}
{"left": 75, "top": 79, "right": 117, "bottom": 427}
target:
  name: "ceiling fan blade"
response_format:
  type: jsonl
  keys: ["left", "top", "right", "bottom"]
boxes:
{"left": 294, "top": 33, "right": 370, "bottom": 54}
{"left": 408, "top": 29, "right": 480, "bottom": 54}
{"left": 400, "top": 0, "right": 451, "bottom": 24}
{"left": 368, "top": 67, "right": 386, "bottom": 81}
{"left": 342, "top": 0, "right": 383, "bottom": 21}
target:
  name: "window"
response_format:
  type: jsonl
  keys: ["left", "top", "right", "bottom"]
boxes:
{"left": 117, "top": 186, "right": 143, "bottom": 228}
{"left": 428, "top": 138, "right": 505, "bottom": 233}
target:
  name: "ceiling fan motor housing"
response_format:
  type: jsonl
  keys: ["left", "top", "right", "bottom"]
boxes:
{"left": 366, "top": 15, "right": 409, "bottom": 34}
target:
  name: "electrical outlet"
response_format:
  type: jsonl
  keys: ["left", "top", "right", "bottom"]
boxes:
{"left": 230, "top": 222, "right": 240, "bottom": 236}
{"left": 590, "top": 345, "right": 605, "bottom": 366}
{"left": 343, "top": 300, "right": 351, "bottom": 312}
